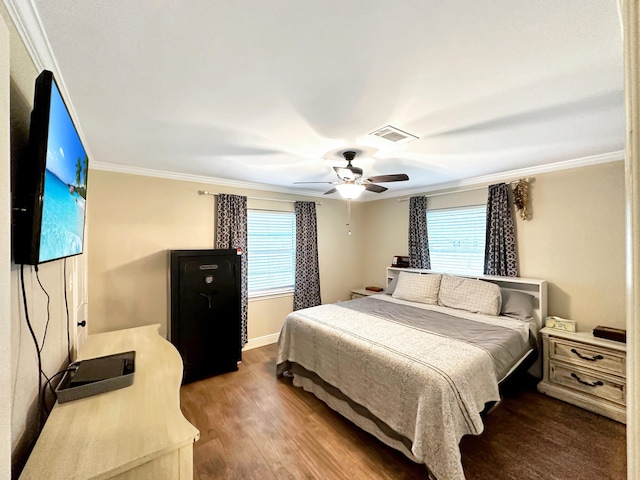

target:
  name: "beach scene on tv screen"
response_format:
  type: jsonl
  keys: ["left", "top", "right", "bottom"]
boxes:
{"left": 39, "top": 81, "right": 88, "bottom": 263}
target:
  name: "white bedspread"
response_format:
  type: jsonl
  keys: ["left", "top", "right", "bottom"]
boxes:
{"left": 277, "top": 300, "right": 529, "bottom": 479}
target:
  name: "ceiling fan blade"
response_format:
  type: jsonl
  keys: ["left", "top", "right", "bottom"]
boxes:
{"left": 293, "top": 181, "right": 338, "bottom": 184}
{"left": 364, "top": 183, "right": 388, "bottom": 193}
{"left": 323, "top": 188, "right": 338, "bottom": 195}
{"left": 334, "top": 166, "right": 363, "bottom": 180}
{"left": 365, "top": 174, "right": 409, "bottom": 183}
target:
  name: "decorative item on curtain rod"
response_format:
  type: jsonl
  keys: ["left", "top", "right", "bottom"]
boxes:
{"left": 511, "top": 178, "right": 530, "bottom": 220}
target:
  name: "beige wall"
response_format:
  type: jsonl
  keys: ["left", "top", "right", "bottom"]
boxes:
{"left": 516, "top": 162, "right": 625, "bottom": 331}
{"left": 362, "top": 161, "right": 626, "bottom": 333}
{"left": 90, "top": 162, "right": 626, "bottom": 341}
{"left": 1, "top": 4, "right": 89, "bottom": 476}
{"left": 87, "top": 170, "right": 365, "bottom": 342}
{"left": 1, "top": 12, "right": 11, "bottom": 480}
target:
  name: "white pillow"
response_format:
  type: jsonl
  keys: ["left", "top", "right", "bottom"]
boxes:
{"left": 438, "top": 274, "right": 502, "bottom": 316}
{"left": 392, "top": 272, "right": 442, "bottom": 304}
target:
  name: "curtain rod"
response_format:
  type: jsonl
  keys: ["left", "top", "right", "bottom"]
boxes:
{"left": 197, "top": 190, "right": 322, "bottom": 205}
{"left": 397, "top": 177, "right": 531, "bottom": 202}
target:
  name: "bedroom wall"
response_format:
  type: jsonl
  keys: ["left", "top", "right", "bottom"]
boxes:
{"left": 361, "top": 161, "right": 626, "bottom": 334}
{"left": 1, "top": 4, "right": 89, "bottom": 476}
{"left": 86, "top": 169, "right": 365, "bottom": 344}
{"left": 1, "top": 12, "right": 11, "bottom": 480}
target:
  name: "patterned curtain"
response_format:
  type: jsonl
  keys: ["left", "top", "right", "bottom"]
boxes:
{"left": 215, "top": 194, "right": 248, "bottom": 347}
{"left": 408, "top": 196, "right": 431, "bottom": 269}
{"left": 484, "top": 183, "right": 518, "bottom": 277}
{"left": 294, "top": 201, "right": 321, "bottom": 310}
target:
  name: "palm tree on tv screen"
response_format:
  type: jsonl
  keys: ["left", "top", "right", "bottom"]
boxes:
{"left": 75, "top": 157, "right": 82, "bottom": 187}
{"left": 75, "top": 155, "right": 88, "bottom": 199}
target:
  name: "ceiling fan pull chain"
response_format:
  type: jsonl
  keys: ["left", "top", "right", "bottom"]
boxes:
{"left": 346, "top": 199, "right": 352, "bottom": 235}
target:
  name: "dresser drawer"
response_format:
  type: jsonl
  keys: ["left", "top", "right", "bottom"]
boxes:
{"left": 549, "top": 362, "right": 626, "bottom": 406}
{"left": 549, "top": 337, "right": 625, "bottom": 376}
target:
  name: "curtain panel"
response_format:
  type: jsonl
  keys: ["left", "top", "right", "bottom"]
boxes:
{"left": 484, "top": 183, "right": 518, "bottom": 277}
{"left": 215, "top": 193, "right": 248, "bottom": 347}
{"left": 408, "top": 196, "right": 431, "bottom": 269}
{"left": 294, "top": 201, "right": 321, "bottom": 310}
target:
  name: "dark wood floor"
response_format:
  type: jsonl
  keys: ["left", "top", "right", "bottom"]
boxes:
{"left": 180, "top": 343, "right": 626, "bottom": 480}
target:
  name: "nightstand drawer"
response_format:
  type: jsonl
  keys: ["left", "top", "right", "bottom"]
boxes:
{"left": 549, "top": 337, "right": 625, "bottom": 376}
{"left": 550, "top": 363, "right": 626, "bottom": 406}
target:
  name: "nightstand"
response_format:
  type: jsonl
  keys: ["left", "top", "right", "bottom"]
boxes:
{"left": 350, "top": 288, "right": 378, "bottom": 300}
{"left": 537, "top": 327, "right": 626, "bottom": 423}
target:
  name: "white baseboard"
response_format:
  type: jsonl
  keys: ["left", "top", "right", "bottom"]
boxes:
{"left": 243, "top": 332, "right": 279, "bottom": 351}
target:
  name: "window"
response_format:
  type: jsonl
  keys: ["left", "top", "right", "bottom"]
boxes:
{"left": 247, "top": 210, "right": 296, "bottom": 297}
{"left": 426, "top": 205, "right": 487, "bottom": 275}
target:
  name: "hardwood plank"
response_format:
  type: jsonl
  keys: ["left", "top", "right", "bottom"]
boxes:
{"left": 461, "top": 378, "right": 626, "bottom": 480}
{"left": 181, "top": 343, "right": 626, "bottom": 479}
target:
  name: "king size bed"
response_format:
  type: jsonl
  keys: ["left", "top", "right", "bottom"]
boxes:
{"left": 277, "top": 268, "right": 547, "bottom": 480}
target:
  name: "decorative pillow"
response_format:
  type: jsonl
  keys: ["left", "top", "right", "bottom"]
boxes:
{"left": 392, "top": 272, "right": 442, "bottom": 304}
{"left": 385, "top": 275, "right": 400, "bottom": 295}
{"left": 438, "top": 275, "right": 501, "bottom": 316}
{"left": 500, "top": 289, "right": 535, "bottom": 321}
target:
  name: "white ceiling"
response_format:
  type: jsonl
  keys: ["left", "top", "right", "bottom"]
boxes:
{"left": 8, "top": 0, "right": 624, "bottom": 200}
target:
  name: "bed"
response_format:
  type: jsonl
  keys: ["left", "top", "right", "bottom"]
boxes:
{"left": 277, "top": 268, "right": 547, "bottom": 480}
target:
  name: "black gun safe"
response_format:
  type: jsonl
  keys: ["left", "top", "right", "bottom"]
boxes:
{"left": 169, "top": 249, "right": 241, "bottom": 383}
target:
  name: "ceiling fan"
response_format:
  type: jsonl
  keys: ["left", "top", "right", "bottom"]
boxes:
{"left": 294, "top": 151, "right": 409, "bottom": 199}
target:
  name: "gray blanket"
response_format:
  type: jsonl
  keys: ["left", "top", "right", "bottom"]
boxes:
{"left": 277, "top": 296, "right": 531, "bottom": 480}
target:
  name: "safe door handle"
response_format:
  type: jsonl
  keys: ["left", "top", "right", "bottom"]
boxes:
{"left": 571, "top": 373, "right": 604, "bottom": 387}
{"left": 200, "top": 292, "right": 213, "bottom": 309}
{"left": 570, "top": 348, "right": 604, "bottom": 362}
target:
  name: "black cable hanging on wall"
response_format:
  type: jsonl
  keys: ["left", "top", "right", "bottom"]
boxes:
{"left": 20, "top": 264, "right": 44, "bottom": 430}
{"left": 19, "top": 261, "right": 77, "bottom": 429}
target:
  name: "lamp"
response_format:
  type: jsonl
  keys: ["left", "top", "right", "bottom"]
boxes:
{"left": 335, "top": 183, "right": 365, "bottom": 199}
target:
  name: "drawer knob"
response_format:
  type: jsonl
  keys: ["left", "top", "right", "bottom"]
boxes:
{"left": 570, "top": 348, "right": 604, "bottom": 362}
{"left": 571, "top": 372, "right": 604, "bottom": 387}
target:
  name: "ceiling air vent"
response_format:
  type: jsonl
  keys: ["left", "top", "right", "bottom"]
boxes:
{"left": 369, "top": 125, "right": 418, "bottom": 144}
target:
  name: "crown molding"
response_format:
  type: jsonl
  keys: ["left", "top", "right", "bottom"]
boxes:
{"left": 89, "top": 160, "right": 326, "bottom": 198}
{"left": 3, "top": 0, "right": 49, "bottom": 71}
{"left": 91, "top": 150, "right": 623, "bottom": 202}
{"left": 373, "top": 150, "right": 625, "bottom": 201}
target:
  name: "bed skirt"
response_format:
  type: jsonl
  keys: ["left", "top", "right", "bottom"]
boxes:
{"left": 283, "top": 365, "right": 437, "bottom": 479}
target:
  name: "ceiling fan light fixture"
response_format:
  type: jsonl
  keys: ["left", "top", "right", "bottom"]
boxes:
{"left": 336, "top": 183, "right": 365, "bottom": 199}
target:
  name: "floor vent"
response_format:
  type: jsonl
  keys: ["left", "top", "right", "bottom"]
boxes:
{"left": 369, "top": 125, "right": 418, "bottom": 144}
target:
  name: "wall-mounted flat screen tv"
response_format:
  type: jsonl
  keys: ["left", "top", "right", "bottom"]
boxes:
{"left": 13, "top": 70, "right": 89, "bottom": 265}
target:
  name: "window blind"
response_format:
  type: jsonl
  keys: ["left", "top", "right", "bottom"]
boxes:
{"left": 247, "top": 210, "right": 296, "bottom": 297}
{"left": 426, "top": 205, "right": 487, "bottom": 276}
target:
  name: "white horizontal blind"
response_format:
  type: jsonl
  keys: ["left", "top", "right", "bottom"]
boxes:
{"left": 426, "top": 205, "right": 487, "bottom": 275}
{"left": 247, "top": 210, "right": 296, "bottom": 297}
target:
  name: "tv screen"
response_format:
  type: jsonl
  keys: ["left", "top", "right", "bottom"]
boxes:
{"left": 13, "top": 70, "right": 89, "bottom": 265}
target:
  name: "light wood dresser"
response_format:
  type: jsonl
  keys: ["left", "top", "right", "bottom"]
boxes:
{"left": 537, "top": 326, "right": 626, "bottom": 423}
{"left": 20, "top": 324, "right": 199, "bottom": 479}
